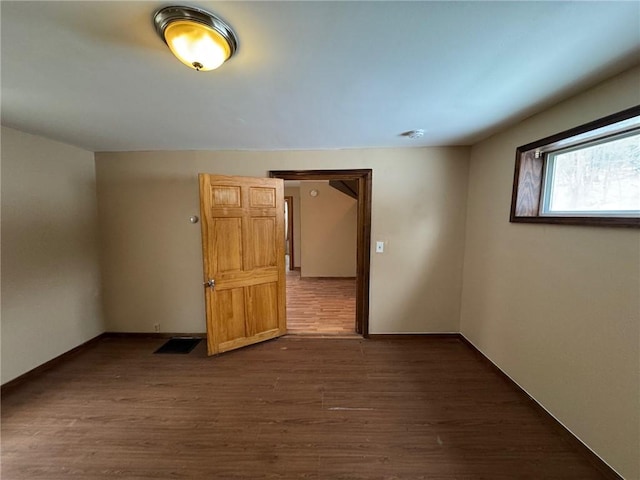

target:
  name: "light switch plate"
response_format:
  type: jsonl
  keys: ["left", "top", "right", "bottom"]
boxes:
{"left": 376, "top": 241, "right": 384, "bottom": 253}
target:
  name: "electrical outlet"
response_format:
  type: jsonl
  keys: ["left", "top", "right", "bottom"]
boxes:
{"left": 154, "top": 323, "right": 160, "bottom": 333}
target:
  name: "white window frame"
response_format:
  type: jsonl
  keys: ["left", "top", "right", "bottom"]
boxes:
{"left": 540, "top": 129, "right": 640, "bottom": 217}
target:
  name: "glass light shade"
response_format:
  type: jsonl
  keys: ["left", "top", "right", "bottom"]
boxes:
{"left": 163, "top": 20, "right": 232, "bottom": 71}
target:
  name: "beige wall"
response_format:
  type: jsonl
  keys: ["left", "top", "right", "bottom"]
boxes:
{"left": 1, "top": 127, "right": 104, "bottom": 384}
{"left": 4, "top": 68, "right": 635, "bottom": 474}
{"left": 460, "top": 66, "right": 640, "bottom": 479}
{"left": 95, "top": 147, "right": 470, "bottom": 334}
{"left": 299, "top": 181, "right": 357, "bottom": 277}
{"left": 284, "top": 186, "right": 301, "bottom": 269}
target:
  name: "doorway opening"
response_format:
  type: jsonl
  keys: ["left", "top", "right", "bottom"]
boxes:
{"left": 270, "top": 170, "right": 372, "bottom": 337}
{"left": 283, "top": 180, "right": 356, "bottom": 335}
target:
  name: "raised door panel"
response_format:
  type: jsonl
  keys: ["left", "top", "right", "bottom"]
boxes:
{"left": 212, "top": 218, "right": 243, "bottom": 274}
{"left": 250, "top": 217, "right": 277, "bottom": 268}
{"left": 249, "top": 187, "right": 276, "bottom": 208}
{"left": 211, "top": 186, "right": 242, "bottom": 207}
{"left": 212, "top": 288, "right": 246, "bottom": 343}
{"left": 246, "top": 282, "right": 279, "bottom": 336}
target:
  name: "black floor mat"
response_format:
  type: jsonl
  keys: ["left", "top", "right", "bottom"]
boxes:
{"left": 154, "top": 337, "right": 202, "bottom": 354}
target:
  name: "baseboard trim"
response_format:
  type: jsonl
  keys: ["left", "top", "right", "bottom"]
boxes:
{"left": 368, "top": 333, "right": 460, "bottom": 340}
{"left": 1, "top": 332, "right": 107, "bottom": 395}
{"left": 458, "top": 334, "right": 623, "bottom": 480}
{"left": 103, "top": 332, "right": 207, "bottom": 339}
{"left": 299, "top": 276, "right": 357, "bottom": 280}
{"left": 285, "top": 333, "right": 362, "bottom": 339}
{"left": 1, "top": 332, "right": 207, "bottom": 394}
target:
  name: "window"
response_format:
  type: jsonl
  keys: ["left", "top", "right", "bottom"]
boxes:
{"left": 510, "top": 106, "right": 640, "bottom": 227}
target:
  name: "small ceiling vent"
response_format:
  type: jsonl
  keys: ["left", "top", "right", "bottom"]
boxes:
{"left": 401, "top": 129, "right": 425, "bottom": 139}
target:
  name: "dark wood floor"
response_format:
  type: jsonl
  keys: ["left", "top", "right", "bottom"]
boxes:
{"left": 1, "top": 337, "right": 608, "bottom": 479}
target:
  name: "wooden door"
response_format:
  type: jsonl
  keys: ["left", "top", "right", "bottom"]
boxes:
{"left": 199, "top": 174, "right": 287, "bottom": 355}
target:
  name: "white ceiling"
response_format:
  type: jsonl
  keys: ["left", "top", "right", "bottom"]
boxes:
{"left": 2, "top": 1, "right": 639, "bottom": 152}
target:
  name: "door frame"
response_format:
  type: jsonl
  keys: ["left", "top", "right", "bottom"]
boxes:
{"left": 284, "top": 195, "right": 295, "bottom": 270}
{"left": 269, "top": 169, "right": 372, "bottom": 337}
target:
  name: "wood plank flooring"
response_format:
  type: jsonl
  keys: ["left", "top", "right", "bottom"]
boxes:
{"left": 286, "top": 271, "right": 356, "bottom": 334}
{"left": 1, "top": 336, "right": 609, "bottom": 479}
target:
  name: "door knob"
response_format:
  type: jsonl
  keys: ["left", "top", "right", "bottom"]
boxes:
{"left": 204, "top": 279, "right": 216, "bottom": 289}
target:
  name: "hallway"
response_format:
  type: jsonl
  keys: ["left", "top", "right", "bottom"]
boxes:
{"left": 285, "top": 270, "right": 356, "bottom": 335}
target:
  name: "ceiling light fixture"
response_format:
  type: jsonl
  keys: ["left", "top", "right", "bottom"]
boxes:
{"left": 153, "top": 5, "right": 238, "bottom": 72}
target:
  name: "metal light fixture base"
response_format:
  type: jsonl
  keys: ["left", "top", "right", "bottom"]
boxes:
{"left": 153, "top": 5, "right": 238, "bottom": 59}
